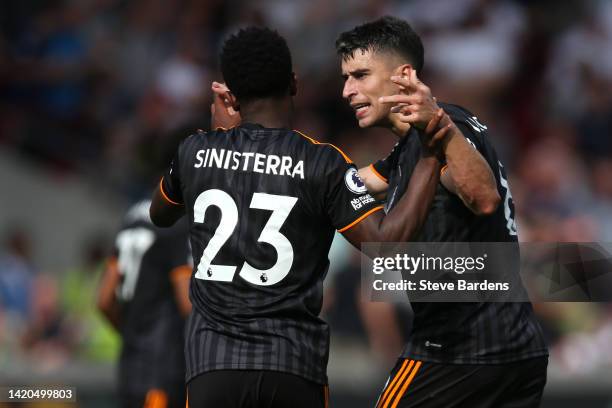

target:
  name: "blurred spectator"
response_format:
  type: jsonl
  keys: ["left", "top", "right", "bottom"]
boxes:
{"left": 0, "top": 227, "right": 36, "bottom": 321}
{"left": 21, "top": 274, "right": 75, "bottom": 370}
{"left": 60, "top": 235, "right": 120, "bottom": 362}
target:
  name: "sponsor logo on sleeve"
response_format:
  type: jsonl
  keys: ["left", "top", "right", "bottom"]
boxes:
{"left": 350, "top": 194, "right": 375, "bottom": 210}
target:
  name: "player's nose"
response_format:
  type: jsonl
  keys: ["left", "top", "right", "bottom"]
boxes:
{"left": 342, "top": 79, "right": 357, "bottom": 100}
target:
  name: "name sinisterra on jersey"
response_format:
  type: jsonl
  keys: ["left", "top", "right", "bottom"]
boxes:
{"left": 194, "top": 148, "right": 305, "bottom": 179}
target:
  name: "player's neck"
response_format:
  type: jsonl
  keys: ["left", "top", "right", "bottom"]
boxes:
{"left": 240, "top": 98, "right": 293, "bottom": 129}
{"left": 389, "top": 114, "right": 411, "bottom": 139}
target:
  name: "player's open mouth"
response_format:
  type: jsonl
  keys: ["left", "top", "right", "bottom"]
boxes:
{"left": 352, "top": 103, "right": 370, "bottom": 118}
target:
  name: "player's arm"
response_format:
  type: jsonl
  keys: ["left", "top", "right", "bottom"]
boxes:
{"left": 97, "top": 257, "right": 122, "bottom": 331}
{"left": 150, "top": 148, "right": 185, "bottom": 227}
{"left": 150, "top": 182, "right": 185, "bottom": 227}
{"left": 358, "top": 164, "right": 388, "bottom": 194}
{"left": 381, "top": 70, "right": 500, "bottom": 216}
{"left": 170, "top": 265, "right": 192, "bottom": 317}
{"left": 438, "top": 126, "right": 500, "bottom": 215}
{"left": 342, "top": 114, "right": 450, "bottom": 246}
{"left": 342, "top": 155, "right": 440, "bottom": 246}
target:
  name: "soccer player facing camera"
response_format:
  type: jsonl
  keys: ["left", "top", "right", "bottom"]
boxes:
{"left": 337, "top": 16, "right": 548, "bottom": 408}
{"left": 149, "top": 27, "right": 450, "bottom": 407}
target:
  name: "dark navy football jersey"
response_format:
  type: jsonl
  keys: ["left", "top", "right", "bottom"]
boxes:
{"left": 373, "top": 103, "right": 548, "bottom": 364}
{"left": 112, "top": 200, "right": 191, "bottom": 395}
{"left": 161, "top": 123, "right": 382, "bottom": 384}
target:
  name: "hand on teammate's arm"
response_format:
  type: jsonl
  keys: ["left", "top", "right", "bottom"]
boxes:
{"left": 96, "top": 257, "right": 122, "bottom": 330}
{"left": 380, "top": 70, "right": 500, "bottom": 216}
{"left": 342, "top": 113, "right": 450, "bottom": 246}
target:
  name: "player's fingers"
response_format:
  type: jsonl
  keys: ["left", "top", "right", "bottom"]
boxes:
{"left": 225, "top": 91, "right": 237, "bottom": 109}
{"left": 390, "top": 75, "right": 418, "bottom": 92}
{"left": 212, "top": 81, "right": 230, "bottom": 93}
{"left": 425, "top": 108, "right": 444, "bottom": 134}
{"left": 211, "top": 81, "right": 226, "bottom": 96}
{"left": 379, "top": 94, "right": 413, "bottom": 105}
{"left": 427, "top": 124, "right": 452, "bottom": 148}
{"left": 406, "top": 70, "right": 435, "bottom": 100}
{"left": 390, "top": 103, "right": 409, "bottom": 113}
{"left": 396, "top": 111, "right": 420, "bottom": 124}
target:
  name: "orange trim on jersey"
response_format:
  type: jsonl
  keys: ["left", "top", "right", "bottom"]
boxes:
{"left": 390, "top": 361, "right": 422, "bottom": 408}
{"left": 338, "top": 206, "right": 384, "bottom": 233}
{"left": 294, "top": 129, "right": 353, "bottom": 164}
{"left": 377, "top": 359, "right": 411, "bottom": 408}
{"left": 381, "top": 360, "right": 415, "bottom": 408}
{"left": 170, "top": 265, "right": 192, "bottom": 281}
{"left": 324, "top": 385, "right": 329, "bottom": 408}
{"left": 144, "top": 389, "right": 167, "bottom": 408}
{"left": 440, "top": 164, "right": 449, "bottom": 176}
{"left": 214, "top": 125, "right": 237, "bottom": 131}
{"left": 369, "top": 163, "right": 388, "bottom": 183}
{"left": 159, "top": 178, "right": 183, "bottom": 206}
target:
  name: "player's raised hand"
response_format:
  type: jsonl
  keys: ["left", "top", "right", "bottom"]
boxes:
{"left": 211, "top": 81, "right": 241, "bottom": 130}
{"left": 419, "top": 108, "right": 452, "bottom": 160}
{"left": 378, "top": 68, "right": 439, "bottom": 130}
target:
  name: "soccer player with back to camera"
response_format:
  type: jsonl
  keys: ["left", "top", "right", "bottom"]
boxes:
{"left": 98, "top": 200, "right": 191, "bottom": 408}
{"left": 336, "top": 16, "right": 548, "bottom": 408}
{"left": 149, "top": 26, "right": 451, "bottom": 407}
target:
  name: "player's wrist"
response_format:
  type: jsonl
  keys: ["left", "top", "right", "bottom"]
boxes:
{"left": 419, "top": 152, "right": 443, "bottom": 167}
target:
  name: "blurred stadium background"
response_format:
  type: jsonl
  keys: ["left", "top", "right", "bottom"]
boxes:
{"left": 1, "top": 0, "right": 612, "bottom": 406}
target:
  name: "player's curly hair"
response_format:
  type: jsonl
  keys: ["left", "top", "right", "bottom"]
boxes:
{"left": 220, "top": 27, "right": 293, "bottom": 102}
{"left": 335, "top": 16, "right": 424, "bottom": 75}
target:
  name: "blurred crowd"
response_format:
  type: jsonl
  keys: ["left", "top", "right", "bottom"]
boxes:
{"left": 1, "top": 0, "right": 612, "bottom": 379}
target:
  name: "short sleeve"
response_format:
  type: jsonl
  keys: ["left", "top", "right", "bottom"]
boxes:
{"left": 371, "top": 141, "right": 401, "bottom": 182}
{"left": 160, "top": 150, "right": 184, "bottom": 205}
{"left": 324, "top": 152, "right": 383, "bottom": 232}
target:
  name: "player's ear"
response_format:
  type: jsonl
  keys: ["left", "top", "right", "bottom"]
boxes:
{"left": 289, "top": 72, "right": 297, "bottom": 96}
{"left": 396, "top": 64, "right": 413, "bottom": 79}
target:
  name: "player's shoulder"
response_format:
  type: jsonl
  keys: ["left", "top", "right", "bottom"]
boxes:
{"left": 292, "top": 129, "right": 353, "bottom": 165}
{"left": 171, "top": 129, "right": 206, "bottom": 161}
{"left": 440, "top": 102, "right": 490, "bottom": 142}
{"left": 439, "top": 102, "right": 477, "bottom": 124}
{"left": 118, "top": 199, "right": 157, "bottom": 234}
{"left": 123, "top": 199, "right": 152, "bottom": 224}
{"left": 179, "top": 128, "right": 211, "bottom": 148}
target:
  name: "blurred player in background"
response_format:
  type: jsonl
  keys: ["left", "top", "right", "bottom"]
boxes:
{"left": 337, "top": 16, "right": 549, "bottom": 407}
{"left": 98, "top": 199, "right": 191, "bottom": 408}
{"left": 150, "top": 26, "right": 451, "bottom": 407}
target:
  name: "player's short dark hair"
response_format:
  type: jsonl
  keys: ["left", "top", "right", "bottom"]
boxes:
{"left": 220, "top": 27, "right": 293, "bottom": 102}
{"left": 335, "top": 16, "right": 424, "bottom": 74}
